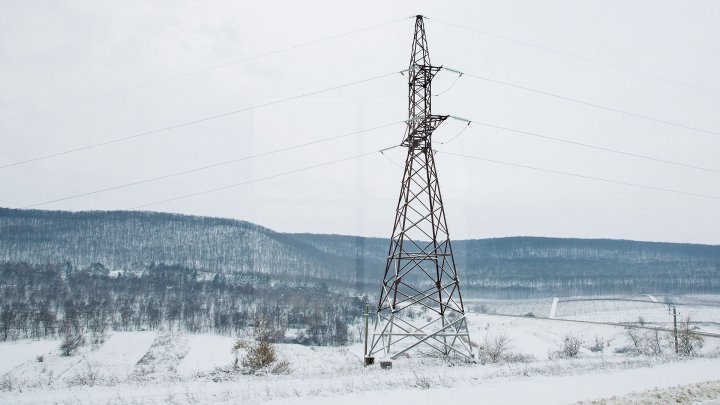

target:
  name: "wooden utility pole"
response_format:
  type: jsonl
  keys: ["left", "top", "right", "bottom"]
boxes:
{"left": 672, "top": 306, "right": 678, "bottom": 354}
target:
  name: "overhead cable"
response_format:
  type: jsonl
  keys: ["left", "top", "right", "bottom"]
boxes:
{"left": 21, "top": 121, "right": 405, "bottom": 208}
{"left": 444, "top": 67, "right": 720, "bottom": 138}
{"left": 428, "top": 17, "right": 719, "bottom": 96}
{"left": 0, "top": 17, "right": 411, "bottom": 124}
{"left": 129, "top": 146, "right": 399, "bottom": 210}
{"left": 1, "top": 70, "right": 402, "bottom": 170}
{"left": 446, "top": 117, "right": 719, "bottom": 174}
{"left": 438, "top": 150, "right": 720, "bottom": 201}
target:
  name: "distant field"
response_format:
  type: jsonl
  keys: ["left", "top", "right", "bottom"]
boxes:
{"left": 464, "top": 294, "right": 720, "bottom": 334}
{"left": 464, "top": 297, "right": 554, "bottom": 317}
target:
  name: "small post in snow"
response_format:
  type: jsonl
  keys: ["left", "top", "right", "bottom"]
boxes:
{"left": 672, "top": 306, "right": 678, "bottom": 354}
{"left": 363, "top": 303, "right": 374, "bottom": 366}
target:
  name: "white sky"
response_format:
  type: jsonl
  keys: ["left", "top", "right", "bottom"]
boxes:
{"left": 1, "top": 0, "right": 718, "bottom": 244}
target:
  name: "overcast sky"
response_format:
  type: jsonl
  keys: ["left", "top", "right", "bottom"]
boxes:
{"left": 1, "top": 0, "right": 718, "bottom": 244}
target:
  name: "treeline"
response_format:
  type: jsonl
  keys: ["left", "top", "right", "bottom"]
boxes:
{"left": 0, "top": 262, "right": 360, "bottom": 345}
{"left": 0, "top": 208, "right": 348, "bottom": 281}
{"left": 2, "top": 208, "right": 720, "bottom": 298}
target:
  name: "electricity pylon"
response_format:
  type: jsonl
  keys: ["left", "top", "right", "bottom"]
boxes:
{"left": 367, "top": 15, "right": 473, "bottom": 360}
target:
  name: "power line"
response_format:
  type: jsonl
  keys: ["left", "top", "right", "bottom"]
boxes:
{"left": 379, "top": 148, "right": 403, "bottom": 169}
{"left": 438, "top": 150, "right": 720, "bottom": 201}
{"left": 21, "top": 121, "right": 405, "bottom": 208}
{"left": 439, "top": 119, "right": 471, "bottom": 145}
{"left": 0, "top": 70, "right": 401, "bottom": 170}
{"left": 447, "top": 67, "right": 720, "bottom": 138}
{"left": 128, "top": 146, "right": 398, "bottom": 210}
{"left": 4, "top": 146, "right": 398, "bottom": 238}
{"left": 444, "top": 116, "right": 719, "bottom": 174}
{"left": 427, "top": 17, "right": 720, "bottom": 96}
{"left": 434, "top": 73, "right": 463, "bottom": 96}
{"left": 0, "top": 17, "right": 411, "bottom": 124}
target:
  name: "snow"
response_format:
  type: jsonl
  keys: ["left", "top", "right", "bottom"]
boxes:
{"left": 177, "top": 334, "right": 236, "bottom": 376}
{"left": 2, "top": 296, "right": 720, "bottom": 404}
{"left": 466, "top": 295, "right": 720, "bottom": 334}
{"left": 549, "top": 297, "right": 559, "bottom": 318}
{"left": 0, "top": 339, "right": 59, "bottom": 373}
{"left": 265, "top": 359, "right": 720, "bottom": 405}
{"left": 91, "top": 331, "right": 157, "bottom": 376}
{"left": 580, "top": 379, "right": 720, "bottom": 404}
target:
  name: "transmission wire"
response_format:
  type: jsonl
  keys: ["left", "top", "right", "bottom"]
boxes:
{"left": 447, "top": 116, "right": 718, "bottom": 174}
{"left": 3, "top": 146, "right": 399, "bottom": 237}
{"left": 379, "top": 148, "right": 404, "bottom": 168}
{"left": 0, "top": 70, "right": 402, "bottom": 170}
{"left": 433, "top": 73, "right": 463, "bottom": 96}
{"left": 427, "top": 17, "right": 720, "bottom": 96}
{"left": 438, "top": 150, "right": 720, "bottom": 201}
{"left": 0, "top": 17, "right": 411, "bottom": 124}
{"left": 129, "top": 146, "right": 399, "bottom": 210}
{"left": 439, "top": 120, "right": 472, "bottom": 144}
{"left": 445, "top": 67, "right": 720, "bottom": 138}
{"left": 21, "top": 121, "right": 405, "bottom": 208}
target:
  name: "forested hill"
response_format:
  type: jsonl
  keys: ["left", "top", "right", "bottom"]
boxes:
{"left": 1, "top": 207, "right": 719, "bottom": 297}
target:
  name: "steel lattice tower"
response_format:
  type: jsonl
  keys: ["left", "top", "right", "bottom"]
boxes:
{"left": 368, "top": 15, "right": 473, "bottom": 360}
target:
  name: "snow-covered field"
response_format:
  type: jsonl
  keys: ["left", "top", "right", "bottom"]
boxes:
{"left": 466, "top": 294, "right": 720, "bottom": 333}
{"left": 2, "top": 296, "right": 720, "bottom": 404}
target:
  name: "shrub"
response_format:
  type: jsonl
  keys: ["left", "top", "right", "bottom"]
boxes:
{"left": 66, "top": 361, "right": 99, "bottom": 387}
{"left": 645, "top": 330, "right": 664, "bottom": 356}
{"left": 60, "top": 333, "right": 86, "bottom": 356}
{"left": 270, "top": 359, "right": 291, "bottom": 375}
{"left": 233, "top": 317, "right": 291, "bottom": 375}
{"left": 478, "top": 333, "right": 511, "bottom": 364}
{"left": 625, "top": 327, "right": 665, "bottom": 356}
{"left": 676, "top": 317, "right": 704, "bottom": 356}
{"left": 414, "top": 373, "right": 432, "bottom": 389}
{"left": 589, "top": 337, "right": 605, "bottom": 353}
{"left": 233, "top": 338, "right": 290, "bottom": 375}
{"left": 243, "top": 340, "right": 277, "bottom": 370}
{"left": 0, "top": 374, "right": 18, "bottom": 391}
{"left": 554, "top": 334, "right": 583, "bottom": 358}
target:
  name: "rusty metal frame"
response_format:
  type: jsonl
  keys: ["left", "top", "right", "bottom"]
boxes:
{"left": 368, "top": 15, "right": 473, "bottom": 361}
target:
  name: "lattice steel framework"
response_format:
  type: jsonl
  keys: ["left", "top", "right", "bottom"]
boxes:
{"left": 368, "top": 16, "right": 473, "bottom": 360}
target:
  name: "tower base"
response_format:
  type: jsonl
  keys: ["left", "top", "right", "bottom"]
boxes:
{"left": 368, "top": 312, "right": 474, "bottom": 360}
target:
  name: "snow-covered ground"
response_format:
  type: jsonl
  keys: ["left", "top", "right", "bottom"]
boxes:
{"left": 0, "top": 339, "right": 59, "bottom": 374}
{"left": 2, "top": 296, "right": 720, "bottom": 404}
{"left": 578, "top": 379, "right": 720, "bottom": 404}
{"left": 466, "top": 294, "right": 720, "bottom": 334}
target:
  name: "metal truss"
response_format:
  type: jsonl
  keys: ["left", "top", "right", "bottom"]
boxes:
{"left": 368, "top": 15, "right": 473, "bottom": 361}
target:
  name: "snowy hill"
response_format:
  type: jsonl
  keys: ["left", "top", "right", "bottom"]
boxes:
{"left": 1, "top": 207, "right": 719, "bottom": 297}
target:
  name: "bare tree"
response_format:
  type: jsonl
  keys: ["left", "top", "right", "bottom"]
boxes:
{"left": 60, "top": 332, "right": 86, "bottom": 356}
{"left": 625, "top": 326, "right": 665, "bottom": 356}
{"left": 478, "top": 333, "right": 512, "bottom": 363}
{"left": 676, "top": 317, "right": 704, "bottom": 356}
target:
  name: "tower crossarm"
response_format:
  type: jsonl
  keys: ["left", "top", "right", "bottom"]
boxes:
{"left": 402, "top": 114, "right": 448, "bottom": 148}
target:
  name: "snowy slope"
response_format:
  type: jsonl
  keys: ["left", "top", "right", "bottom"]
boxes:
{"left": 2, "top": 311, "right": 720, "bottom": 404}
